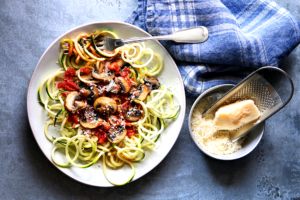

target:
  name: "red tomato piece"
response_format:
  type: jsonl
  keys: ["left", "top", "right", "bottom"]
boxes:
{"left": 72, "top": 123, "right": 78, "bottom": 129}
{"left": 67, "top": 113, "right": 80, "bottom": 124}
{"left": 57, "top": 82, "right": 65, "bottom": 89}
{"left": 96, "top": 129, "right": 107, "bottom": 144}
{"left": 108, "top": 62, "right": 121, "bottom": 75}
{"left": 61, "top": 92, "right": 69, "bottom": 97}
{"left": 122, "top": 101, "right": 130, "bottom": 111}
{"left": 125, "top": 121, "right": 132, "bottom": 126}
{"left": 125, "top": 77, "right": 132, "bottom": 87}
{"left": 126, "top": 126, "right": 136, "bottom": 136}
{"left": 80, "top": 67, "right": 91, "bottom": 74}
{"left": 102, "top": 121, "right": 111, "bottom": 131}
{"left": 65, "top": 68, "right": 76, "bottom": 77}
{"left": 64, "top": 80, "right": 79, "bottom": 91}
{"left": 120, "top": 68, "right": 130, "bottom": 78}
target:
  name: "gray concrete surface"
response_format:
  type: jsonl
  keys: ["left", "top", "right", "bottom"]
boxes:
{"left": 1, "top": 0, "right": 300, "bottom": 199}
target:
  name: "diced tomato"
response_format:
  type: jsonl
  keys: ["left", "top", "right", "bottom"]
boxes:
{"left": 126, "top": 126, "right": 136, "bottom": 137}
{"left": 101, "top": 121, "right": 111, "bottom": 131}
{"left": 67, "top": 113, "right": 80, "bottom": 124}
{"left": 57, "top": 82, "right": 65, "bottom": 89}
{"left": 125, "top": 77, "right": 133, "bottom": 87}
{"left": 58, "top": 68, "right": 79, "bottom": 91}
{"left": 64, "top": 80, "right": 79, "bottom": 91}
{"left": 63, "top": 76, "right": 72, "bottom": 82}
{"left": 125, "top": 121, "right": 132, "bottom": 126}
{"left": 80, "top": 67, "right": 91, "bottom": 74}
{"left": 108, "top": 62, "right": 121, "bottom": 75}
{"left": 95, "top": 129, "right": 107, "bottom": 144}
{"left": 61, "top": 92, "right": 69, "bottom": 97}
{"left": 120, "top": 67, "right": 130, "bottom": 78}
{"left": 127, "top": 130, "right": 134, "bottom": 137}
{"left": 72, "top": 123, "right": 78, "bottom": 129}
{"left": 121, "top": 101, "right": 130, "bottom": 111}
{"left": 65, "top": 68, "right": 76, "bottom": 77}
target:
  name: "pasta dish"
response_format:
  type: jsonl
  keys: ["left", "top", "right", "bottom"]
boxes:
{"left": 38, "top": 30, "right": 180, "bottom": 185}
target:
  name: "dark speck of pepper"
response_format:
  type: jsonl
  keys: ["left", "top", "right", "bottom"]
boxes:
{"left": 107, "top": 71, "right": 113, "bottom": 76}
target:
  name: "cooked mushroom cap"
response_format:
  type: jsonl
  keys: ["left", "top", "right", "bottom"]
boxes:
{"left": 107, "top": 125, "right": 127, "bottom": 143}
{"left": 80, "top": 106, "right": 102, "bottom": 129}
{"left": 109, "top": 115, "right": 122, "bottom": 126}
{"left": 106, "top": 79, "right": 121, "bottom": 94}
{"left": 91, "top": 85, "right": 99, "bottom": 99}
{"left": 92, "top": 62, "right": 115, "bottom": 82}
{"left": 81, "top": 73, "right": 94, "bottom": 81}
{"left": 124, "top": 106, "right": 142, "bottom": 122}
{"left": 144, "top": 76, "right": 160, "bottom": 91}
{"left": 80, "top": 118, "right": 102, "bottom": 129}
{"left": 80, "top": 88, "right": 92, "bottom": 98}
{"left": 129, "top": 87, "right": 139, "bottom": 99}
{"left": 137, "top": 84, "right": 149, "bottom": 101}
{"left": 116, "top": 77, "right": 130, "bottom": 94}
{"left": 94, "top": 97, "right": 117, "bottom": 115}
{"left": 65, "top": 91, "right": 86, "bottom": 112}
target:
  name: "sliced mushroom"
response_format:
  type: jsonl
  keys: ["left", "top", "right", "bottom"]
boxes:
{"left": 80, "top": 88, "right": 92, "bottom": 98}
{"left": 81, "top": 73, "right": 94, "bottom": 81}
{"left": 116, "top": 77, "right": 130, "bottom": 94}
{"left": 107, "top": 125, "right": 127, "bottom": 143}
{"left": 109, "top": 115, "right": 122, "bottom": 126}
{"left": 129, "top": 84, "right": 149, "bottom": 101}
{"left": 65, "top": 91, "right": 86, "bottom": 113}
{"left": 106, "top": 79, "right": 121, "bottom": 94}
{"left": 80, "top": 105, "right": 102, "bottom": 129}
{"left": 94, "top": 97, "right": 117, "bottom": 115}
{"left": 144, "top": 76, "right": 160, "bottom": 91}
{"left": 124, "top": 105, "right": 142, "bottom": 122}
{"left": 91, "top": 85, "right": 99, "bottom": 99}
{"left": 129, "top": 87, "right": 140, "bottom": 98}
{"left": 92, "top": 61, "right": 115, "bottom": 82}
{"left": 137, "top": 84, "right": 149, "bottom": 101}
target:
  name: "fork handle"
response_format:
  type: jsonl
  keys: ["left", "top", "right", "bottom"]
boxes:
{"left": 122, "top": 26, "right": 209, "bottom": 44}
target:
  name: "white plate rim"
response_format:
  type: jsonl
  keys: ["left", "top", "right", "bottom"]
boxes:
{"left": 27, "top": 21, "right": 186, "bottom": 187}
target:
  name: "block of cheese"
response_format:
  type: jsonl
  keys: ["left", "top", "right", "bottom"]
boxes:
{"left": 214, "top": 100, "right": 260, "bottom": 130}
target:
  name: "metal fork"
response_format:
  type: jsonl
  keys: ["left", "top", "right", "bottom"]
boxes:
{"left": 96, "top": 26, "right": 209, "bottom": 51}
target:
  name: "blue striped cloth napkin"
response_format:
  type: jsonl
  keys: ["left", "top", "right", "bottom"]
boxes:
{"left": 126, "top": 0, "right": 300, "bottom": 97}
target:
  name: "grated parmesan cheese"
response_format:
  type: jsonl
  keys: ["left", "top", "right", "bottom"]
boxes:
{"left": 191, "top": 93, "right": 245, "bottom": 155}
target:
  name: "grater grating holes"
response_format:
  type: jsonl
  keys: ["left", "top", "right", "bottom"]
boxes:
{"left": 225, "top": 80, "right": 275, "bottom": 113}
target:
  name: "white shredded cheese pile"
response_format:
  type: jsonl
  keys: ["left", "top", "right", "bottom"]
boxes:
{"left": 191, "top": 94, "right": 245, "bottom": 155}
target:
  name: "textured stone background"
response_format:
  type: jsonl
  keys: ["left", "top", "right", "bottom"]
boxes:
{"left": 1, "top": 0, "right": 300, "bottom": 199}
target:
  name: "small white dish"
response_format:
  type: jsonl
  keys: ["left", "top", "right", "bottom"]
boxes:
{"left": 188, "top": 84, "right": 264, "bottom": 160}
{"left": 27, "top": 22, "right": 186, "bottom": 187}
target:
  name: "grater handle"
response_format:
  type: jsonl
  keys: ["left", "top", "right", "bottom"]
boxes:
{"left": 255, "top": 66, "right": 294, "bottom": 112}
{"left": 230, "top": 66, "right": 294, "bottom": 142}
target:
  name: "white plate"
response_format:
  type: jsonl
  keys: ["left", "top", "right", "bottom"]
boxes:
{"left": 27, "top": 22, "right": 186, "bottom": 187}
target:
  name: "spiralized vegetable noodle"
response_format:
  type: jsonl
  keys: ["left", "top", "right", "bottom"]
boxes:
{"left": 38, "top": 30, "right": 180, "bottom": 186}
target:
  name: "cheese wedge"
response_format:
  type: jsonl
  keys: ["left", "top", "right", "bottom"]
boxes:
{"left": 214, "top": 100, "right": 260, "bottom": 130}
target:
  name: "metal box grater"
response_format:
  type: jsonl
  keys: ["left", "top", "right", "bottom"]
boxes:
{"left": 203, "top": 66, "right": 294, "bottom": 142}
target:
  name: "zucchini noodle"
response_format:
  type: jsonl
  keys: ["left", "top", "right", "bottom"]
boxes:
{"left": 38, "top": 29, "right": 180, "bottom": 186}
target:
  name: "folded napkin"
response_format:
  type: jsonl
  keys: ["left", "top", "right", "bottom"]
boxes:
{"left": 126, "top": 0, "right": 300, "bottom": 97}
